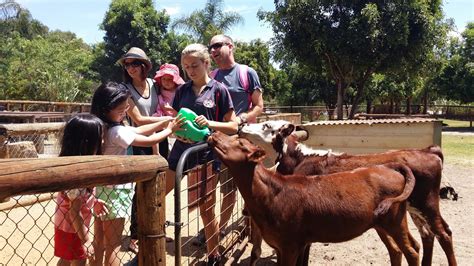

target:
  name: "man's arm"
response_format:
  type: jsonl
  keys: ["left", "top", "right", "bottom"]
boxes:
{"left": 239, "top": 89, "right": 263, "bottom": 123}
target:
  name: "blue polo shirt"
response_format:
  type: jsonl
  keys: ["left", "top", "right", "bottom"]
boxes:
{"left": 172, "top": 79, "right": 234, "bottom": 122}
{"left": 168, "top": 79, "right": 234, "bottom": 172}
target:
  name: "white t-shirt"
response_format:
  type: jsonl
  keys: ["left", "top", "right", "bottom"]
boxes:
{"left": 103, "top": 125, "right": 137, "bottom": 189}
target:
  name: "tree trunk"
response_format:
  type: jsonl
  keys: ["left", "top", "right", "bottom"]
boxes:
{"left": 349, "top": 84, "right": 365, "bottom": 119}
{"left": 406, "top": 97, "right": 411, "bottom": 115}
{"left": 366, "top": 97, "right": 372, "bottom": 114}
{"left": 422, "top": 89, "right": 428, "bottom": 114}
{"left": 336, "top": 81, "right": 344, "bottom": 120}
{"left": 325, "top": 103, "right": 336, "bottom": 120}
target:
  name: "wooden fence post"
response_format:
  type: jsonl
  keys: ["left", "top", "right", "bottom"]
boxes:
{"left": 137, "top": 171, "right": 166, "bottom": 265}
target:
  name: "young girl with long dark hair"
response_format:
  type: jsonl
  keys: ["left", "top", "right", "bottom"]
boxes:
{"left": 54, "top": 114, "right": 108, "bottom": 266}
{"left": 90, "top": 82, "right": 184, "bottom": 265}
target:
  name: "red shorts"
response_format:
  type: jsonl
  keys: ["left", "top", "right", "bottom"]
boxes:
{"left": 54, "top": 228, "right": 87, "bottom": 260}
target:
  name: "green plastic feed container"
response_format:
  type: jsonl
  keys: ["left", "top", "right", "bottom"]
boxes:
{"left": 175, "top": 108, "right": 210, "bottom": 142}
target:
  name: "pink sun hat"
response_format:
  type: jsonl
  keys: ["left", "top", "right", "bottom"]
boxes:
{"left": 153, "top": 63, "right": 185, "bottom": 87}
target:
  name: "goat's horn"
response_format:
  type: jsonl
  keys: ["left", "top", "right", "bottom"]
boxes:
{"left": 293, "top": 130, "right": 309, "bottom": 141}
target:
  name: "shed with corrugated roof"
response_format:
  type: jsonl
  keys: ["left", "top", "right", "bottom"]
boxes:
{"left": 302, "top": 118, "right": 442, "bottom": 154}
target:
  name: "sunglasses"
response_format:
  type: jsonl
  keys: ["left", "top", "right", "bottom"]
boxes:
{"left": 124, "top": 61, "right": 144, "bottom": 69}
{"left": 208, "top": 42, "right": 229, "bottom": 52}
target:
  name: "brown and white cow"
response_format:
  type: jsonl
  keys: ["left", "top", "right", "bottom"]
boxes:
{"left": 239, "top": 121, "right": 456, "bottom": 266}
{"left": 208, "top": 131, "right": 419, "bottom": 266}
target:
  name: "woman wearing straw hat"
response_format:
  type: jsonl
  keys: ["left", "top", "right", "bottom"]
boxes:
{"left": 117, "top": 47, "right": 172, "bottom": 254}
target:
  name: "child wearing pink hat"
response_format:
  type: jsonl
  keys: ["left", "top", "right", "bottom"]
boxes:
{"left": 153, "top": 63, "right": 185, "bottom": 117}
{"left": 152, "top": 63, "right": 185, "bottom": 156}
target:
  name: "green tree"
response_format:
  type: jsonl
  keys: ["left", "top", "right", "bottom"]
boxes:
{"left": 95, "top": 0, "right": 170, "bottom": 82}
{"left": 159, "top": 31, "right": 194, "bottom": 66}
{"left": 172, "top": 0, "right": 243, "bottom": 43}
{"left": 0, "top": 33, "right": 96, "bottom": 102}
{"left": 435, "top": 23, "right": 474, "bottom": 103}
{"left": 233, "top": 39, "right": 274, "bottom": 96}
{"left": 0, "top": 1, "right": 96, "bottom": 102}
{"left": 260, "top": 1, "right": 444, "bottom": 119}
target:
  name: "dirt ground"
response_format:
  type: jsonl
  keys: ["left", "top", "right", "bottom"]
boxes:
{"left": 234, "top": 163, "right": 474, "bottom": 265}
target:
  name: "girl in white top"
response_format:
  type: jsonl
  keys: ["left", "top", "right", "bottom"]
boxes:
{"left": 90, "top": 81, "right": 184, "bottom": 266}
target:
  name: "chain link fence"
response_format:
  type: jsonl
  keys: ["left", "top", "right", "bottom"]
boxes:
{"left": 0, "top": 123, "right": 63, "bottom": 159}
{"left": 0, "top": 172, "right": 139, "bottom": 266}
{"left": 166, "top": 143, "right": 247, "bottom": 265}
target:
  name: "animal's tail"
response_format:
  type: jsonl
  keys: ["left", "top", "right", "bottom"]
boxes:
{"left": 374, "top": 163, "right": 416, "bottom": 217}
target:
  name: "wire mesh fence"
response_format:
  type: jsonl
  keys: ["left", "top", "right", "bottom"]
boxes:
{"left": 170, "top": 143, "right": 247, "bottom": 265}
{"left": 0, "top": 177, "right": 138, "bottom": 266}
{"left": 0, "top": 123, "right": 63, "bottom": 159}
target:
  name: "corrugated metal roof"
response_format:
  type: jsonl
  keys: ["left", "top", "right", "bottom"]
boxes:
{"left": 305, "top": 118, "right": 439, "bottom": 126}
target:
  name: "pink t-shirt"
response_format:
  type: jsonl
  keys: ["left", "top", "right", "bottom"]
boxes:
{"left": 54, "top": 188, "right": 96, "bottom": 233}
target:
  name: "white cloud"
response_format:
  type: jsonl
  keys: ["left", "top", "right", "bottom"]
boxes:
{"left": 164, "top": 6, "right": 181, "bottom": 16}
{"left": 225, "top": 5, "right": 255, "bottom": 15}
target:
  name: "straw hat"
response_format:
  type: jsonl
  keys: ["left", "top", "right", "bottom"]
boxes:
{"left": 118, "top": 47, "right": 152, "bottom": 72}
{"left": 153, "top": 63, "right": 185, "bottom": 87}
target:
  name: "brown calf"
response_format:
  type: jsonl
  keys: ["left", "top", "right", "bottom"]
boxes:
{"left": 271, "top": 123, "right": 455, "bottom": 266}
{"left": 208, "top": 132, "right": 419, "bottom": 266}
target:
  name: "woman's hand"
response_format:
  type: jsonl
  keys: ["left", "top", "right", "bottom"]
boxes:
{"left": 194, "top": 115, "right": 209, "bottom": 128}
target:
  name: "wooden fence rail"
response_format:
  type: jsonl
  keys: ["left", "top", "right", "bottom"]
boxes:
{"left": 0, "top": 155, "right": 168, "bottom": 266}
{"left": 0, "top": 100, "right": 90, "bottom": 113}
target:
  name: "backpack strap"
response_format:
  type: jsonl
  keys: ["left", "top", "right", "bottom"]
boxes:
{"left": 210, "top": 65, "right": 249, "bottom": 91}
{"left": 238, "top": 64, "right": 250, "bottom": 91}
{"left": 215, "top": 89, "right": 220, "bottom": 122}
{"left": 211, "top": 64, "right": 253, "bottom": 115}
{"left": 210, "top": 69, "right": 219, "bottom": 79}
{"left": 238, "top": 64, "right": 253, "bottom": 112}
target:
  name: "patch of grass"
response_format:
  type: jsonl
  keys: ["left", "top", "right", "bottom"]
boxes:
{"left": 441, "top": 119, "right": 472, "bottom": 128}
{"left": 442, "top": 134, "right": 474, "bottom": 167}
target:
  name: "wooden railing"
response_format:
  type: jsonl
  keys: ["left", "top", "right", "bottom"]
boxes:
{"left": 0, "top": 155, "right": 168, "bottom": 266}
{"left": 0, "top": 100, "right": 90, "bottom": 113}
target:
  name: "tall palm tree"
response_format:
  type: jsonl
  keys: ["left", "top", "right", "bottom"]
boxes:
{"left": 172, "top": 0, "right": 243, "bottom": 43}
{"left": 1, "top": 0, "right": 21, "bottom": 20}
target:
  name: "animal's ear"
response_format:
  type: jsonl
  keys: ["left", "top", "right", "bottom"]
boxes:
{"left": 280, "top": 123, "right": 295, "bottom": 137}
{"left": 247, "top": 148, "right": 266, "bottom": 163}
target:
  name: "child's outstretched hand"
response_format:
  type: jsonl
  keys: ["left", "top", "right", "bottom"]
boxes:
{"left": 167, "top": 114, "right": 186, "bottom": 132}
{"left": 93, "top": 198, "right": 108, "bottom": 219}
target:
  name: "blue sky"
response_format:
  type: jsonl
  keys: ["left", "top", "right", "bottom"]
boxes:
{"left": 16, "top": 0, "right": 473, "bottom": 45}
